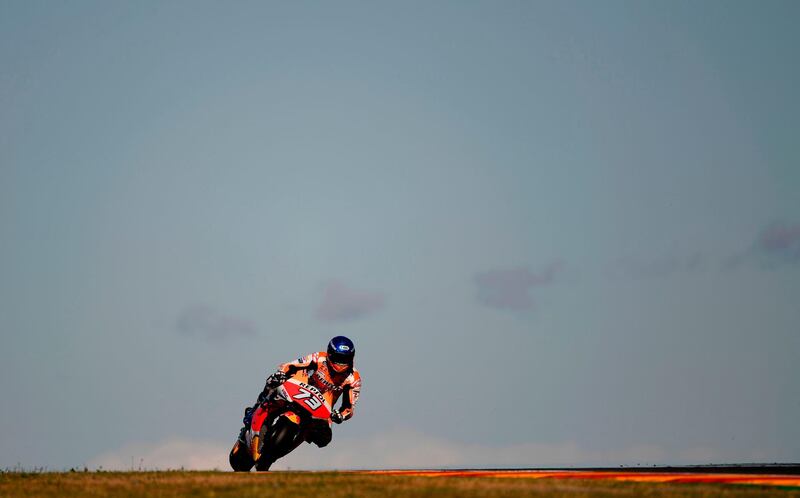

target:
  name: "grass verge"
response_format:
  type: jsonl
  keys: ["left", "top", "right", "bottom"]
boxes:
{"left": 1, "top": 471, "right": 798, "bottom": 497}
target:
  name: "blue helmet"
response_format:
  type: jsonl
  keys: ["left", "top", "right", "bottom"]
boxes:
{"left": 327, "top": 336, "right": 355, "bottom": 369}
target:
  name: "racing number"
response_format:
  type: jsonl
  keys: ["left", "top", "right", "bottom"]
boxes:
{"left": 294, "top": 388, "right": 322, "bottom": 410}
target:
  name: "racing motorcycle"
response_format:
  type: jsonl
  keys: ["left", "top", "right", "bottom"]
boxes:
{"left": 229, "top": 374, "right": 332, "bottom": 471}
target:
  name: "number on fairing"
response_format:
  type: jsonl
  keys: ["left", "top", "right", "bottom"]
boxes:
{"left": 295, "top": 388, "right": 323, "bottom": 409}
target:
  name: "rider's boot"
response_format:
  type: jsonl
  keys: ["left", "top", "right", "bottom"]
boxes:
{"left": 239, "top": 405, "right": 256, "bottom": 442}
{"left": 243, "top": 389, "right": 270, "bottom": 428}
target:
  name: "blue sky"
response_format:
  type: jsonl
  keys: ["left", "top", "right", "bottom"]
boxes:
{"left": 1, "top": 1, "right": 798, "bottom": 470}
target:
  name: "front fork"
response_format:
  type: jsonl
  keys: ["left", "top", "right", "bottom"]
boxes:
{"left": 250, "top": 410, "right": 301, "bottom": 463}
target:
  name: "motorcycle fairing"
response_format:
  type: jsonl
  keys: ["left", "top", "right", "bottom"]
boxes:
{"left": 278, "top": 378, "right": 332, "bottom": 420}
{"left": 250, "top": 404, "right": 270, "bottom": 433}
{"left": 233, "top": 375, "right": 334, "bottom": 470}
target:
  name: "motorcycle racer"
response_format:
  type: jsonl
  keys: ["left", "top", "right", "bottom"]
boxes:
{"left": 242, "top": 336, "right": 361, "bottom": 449}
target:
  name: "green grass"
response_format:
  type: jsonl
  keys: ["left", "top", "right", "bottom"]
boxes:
{"left": 1, "top": 471, "right": 797, "bottom": 497}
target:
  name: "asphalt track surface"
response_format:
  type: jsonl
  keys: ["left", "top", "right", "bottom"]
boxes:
{"left": 356, "top": 465, "right": 800, "bottom": 488}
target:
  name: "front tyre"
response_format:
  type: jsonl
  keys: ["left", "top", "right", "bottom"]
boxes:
{"left": 255, "top": 416, "right": 299, "bottom": 471}
{"left": 229, "top": 440, "right": 254, "bottom": 472}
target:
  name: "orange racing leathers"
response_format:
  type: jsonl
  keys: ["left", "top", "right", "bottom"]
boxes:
{"left": 277, "top": 351, "right": 362, "bottom": 422}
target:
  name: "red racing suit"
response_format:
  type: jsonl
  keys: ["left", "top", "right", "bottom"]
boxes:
{"left": 277, "top": 351, "right": 362, "bottom": 422}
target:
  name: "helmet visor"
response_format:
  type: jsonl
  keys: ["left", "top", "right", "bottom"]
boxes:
{"left": 329, "top": 360, "right": 350, "bottom": 373}
{"left": 328, "top": 351, "right": 352, "bottom": 371}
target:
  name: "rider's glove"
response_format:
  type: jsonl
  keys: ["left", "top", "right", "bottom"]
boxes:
{"left": 330, "top": 409, "right": 344, "bottom": 424}
{"left": 266, "top": 370, "right": 288, "bottom": 389}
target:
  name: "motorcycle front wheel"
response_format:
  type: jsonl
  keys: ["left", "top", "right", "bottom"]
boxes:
{"left": 255, "top": 416, "right": 299, "bottom": 471}
{"left": 229, "top": 439, "right": 254, "bottom": 472}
